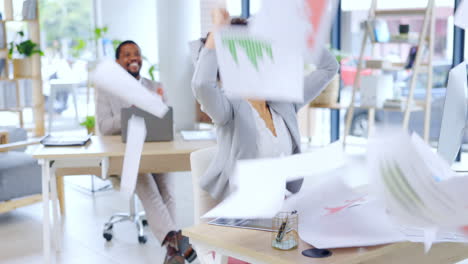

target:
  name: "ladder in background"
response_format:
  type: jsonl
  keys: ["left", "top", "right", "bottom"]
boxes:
{"left": 343, "top": 0, "right": 436, "bottom": 146}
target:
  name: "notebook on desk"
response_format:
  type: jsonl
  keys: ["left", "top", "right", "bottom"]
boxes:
{"left": 40, "top": 134, "right": 92, "bottom": 147}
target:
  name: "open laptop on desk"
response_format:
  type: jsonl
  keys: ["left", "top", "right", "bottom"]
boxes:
{"left": 121, "top": 106, "right": 174, "bottom": 142}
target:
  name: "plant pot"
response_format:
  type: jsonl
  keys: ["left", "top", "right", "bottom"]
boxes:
{"left": 86, "top": 127, "right": 95, "bottom": 135}
{"left": 310, "top": 74, "right": 340, "bottom": 106}
{"left": 13, "top": 58, "right": 33, "bottom": 79}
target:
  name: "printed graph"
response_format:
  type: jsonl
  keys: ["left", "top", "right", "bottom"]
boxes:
{"left": 222, "top": 36, "right": 274, "bottom": 71}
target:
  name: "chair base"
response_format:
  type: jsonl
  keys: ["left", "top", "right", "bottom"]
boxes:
{"left": 102, "top": 195, "right": 148, "bottom": 244}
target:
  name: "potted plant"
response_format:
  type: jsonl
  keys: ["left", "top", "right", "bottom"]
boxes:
{"left": 80, "top": 116, "right": 95, "bottom": 135}
{"left": 8, "top": 31, "right": 44, "bottom": 78}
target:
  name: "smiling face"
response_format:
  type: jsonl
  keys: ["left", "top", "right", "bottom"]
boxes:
{"left": 116, "top": 43, "right": 142, "bottom": 79}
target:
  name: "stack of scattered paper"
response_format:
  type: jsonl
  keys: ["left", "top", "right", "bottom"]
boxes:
{"left": 368, "top": 131, "right": 468, "bottom": 250}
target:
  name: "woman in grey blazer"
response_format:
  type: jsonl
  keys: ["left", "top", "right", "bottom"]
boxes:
{"left": 192, "top": 9, "right": 339, "bottom": 201}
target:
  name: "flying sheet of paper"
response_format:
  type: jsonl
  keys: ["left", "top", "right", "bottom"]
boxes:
{"left": 93, "top": 60, "right": 169, "bottom": 118}
{"left": 120, "top": 116, "right": 147, "bottom": 200}
{"left": 455, "top": 0, "right": 468, "bottom": 30}
{"left": 303, "top": 0, "right": 338, "bottom": 61}
{"left": 202, "top": 143, "right": 345, "bottom": 219}
{"left": 282, "top": 164, "right": 468, "bottom": 249}
{"left": 201, "top": 0, "right": 226, "bottom": 36}
{"left": 368, "top": 131, "right": 468, "bottom": 250}
{"left": 214, "top": 27, "right": 304, "bottom": 102}
{"left": 250, "top": 0, "right": 338, "bottom": 63}
{"left": 202, "top": 161, "right": 287, "bottom": 219}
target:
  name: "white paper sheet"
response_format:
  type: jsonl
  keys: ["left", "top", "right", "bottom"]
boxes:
{"left": 289, "top": 172, "right": 407, "bottom": 249}
{"left": 203, "top": 143, "right": 346, "bottom": 219}
{"left": 250, "top": 0, "right": 338, "bottom": 63}
{"left": 92, "top": 60, "right": 169, "bottom": 118}
{"left": 120, "top": 116, "right": 147, "bottom": 200}
{"left": 368, "top": 131, "right": 468, "bottom": 250}
{"left": 201, "top": 0, "right": 226, "bottom": 36}
{"left": 181, "top": 130, "right": 216, "bottom": 141}
{"left": 202, "top": 161, "right": 287, "bottom": 219}
{"left": 214, "top": 27, "right": 304, "bottom": 102}
{"left": 455, "top": 0, "right": 468, "bottom": 30}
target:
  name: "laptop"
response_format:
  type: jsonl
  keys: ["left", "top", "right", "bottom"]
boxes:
{"left": 41, "top": 134, "right": 92, "bottom": 147}
{"left": 121, "top": 106, "right": 174, "bottom": 142}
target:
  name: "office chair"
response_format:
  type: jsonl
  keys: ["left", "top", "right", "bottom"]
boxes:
{"left": 102, "top": 191, "right": 148, "bottom": 244}
{"left": 190, "top": 147, "right": 249, "bottom": 264}
{"left": 190, "top": 146, "right": 218, "bottom": 224}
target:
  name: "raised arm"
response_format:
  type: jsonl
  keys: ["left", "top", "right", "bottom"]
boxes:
{"left": 295, "top": 47, "right": 339, "bottom": 111}
{"left": 96, "top": 90, "right": 121, "bottom": 136}
{"left": 191, "top": 8, "right": 233, "bottom": 126}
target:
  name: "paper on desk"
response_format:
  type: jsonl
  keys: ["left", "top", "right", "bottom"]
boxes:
{"left": 93, "top": 60, "right": 169, "bottom": 118}
{"left": 202, "top": 143, "right": 346, "bottom": 219}
{"left": 290, "top": 171, "right": 407, "bottom": 249}
{"left": 120, "top": 115, "right": 147, "bottom": 200}
{"left": 214, "top": 27, "right": 304, "bottom": 102}
{"left": 283, "top": 163, "right": 468, "bottom": 249}
{"left": 455, "top": 0, "right": 468, "bottom": 30}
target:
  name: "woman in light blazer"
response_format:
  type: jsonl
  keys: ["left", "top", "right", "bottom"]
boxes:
{"left": 192, "top": 9, "right": 339, "bottom": 202}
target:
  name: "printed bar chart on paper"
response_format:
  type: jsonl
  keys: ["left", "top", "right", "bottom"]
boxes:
{"left": 222, "top": 37, "right": 274, "bottom": 70}
{"left": 215, "top": 28, "right": 304, "bottom": 102}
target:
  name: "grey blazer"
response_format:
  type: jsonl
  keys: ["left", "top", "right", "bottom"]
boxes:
{"left": 96, "top": 77, "right": 161, "bottom": 136}
{"left": 191, "top": 47, "right": 339, "bottom": 200}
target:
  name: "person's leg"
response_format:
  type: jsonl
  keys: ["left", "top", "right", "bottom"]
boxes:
{"left": 153, "top": 173, "right": 176, "bottom": 222}
{"left": 153, "top": 173, "right": 197, "bottom": 262}
{"left": 135, "top": 173, "right": 176, "bottom": 243}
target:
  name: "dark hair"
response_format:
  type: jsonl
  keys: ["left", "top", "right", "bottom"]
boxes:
{"left": 115, "top": 40, "right": 139, "bottom": 59}
{"left": 230, "top": 17, "right": 248, "bottom": 26}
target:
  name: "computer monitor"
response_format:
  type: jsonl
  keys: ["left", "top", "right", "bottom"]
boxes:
{"left": 437, "top": 61, "right": 468, "bottom": 164}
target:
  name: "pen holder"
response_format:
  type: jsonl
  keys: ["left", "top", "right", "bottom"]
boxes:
{"left": 271, "top": 212, "right": 299, "bottom": 250}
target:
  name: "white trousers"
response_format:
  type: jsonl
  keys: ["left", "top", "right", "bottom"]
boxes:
{"left": 135, "top": 173, "right": 176, "bottom": 243}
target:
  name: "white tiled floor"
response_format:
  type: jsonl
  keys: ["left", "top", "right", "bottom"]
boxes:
{"left": 0, "top": 172, "right": 199, "bottom": 264}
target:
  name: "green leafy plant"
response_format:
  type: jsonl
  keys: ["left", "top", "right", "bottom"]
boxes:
{"left": 79, "top": 116, "right": 95, "bottom": 130}
{"left": 142, "top": 55, "right": 159, "bottom": 81}
{"left": 93, "top": 26, "right": 108, "bottom": 40}
{"left": 71, "top": 26, "right": 110, "bottom": 59}
{"left": 8, "top": 31, "right": 44, "bottom": 59}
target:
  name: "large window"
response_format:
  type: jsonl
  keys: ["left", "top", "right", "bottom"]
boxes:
{"left": 39, "top": 0, "right": 94, "bottom": 119}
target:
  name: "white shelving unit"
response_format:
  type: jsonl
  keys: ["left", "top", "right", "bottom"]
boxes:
{"left": 0, "top": 0, "right": 44, "bottom": 136}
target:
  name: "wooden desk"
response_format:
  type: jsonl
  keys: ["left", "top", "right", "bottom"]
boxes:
{"left": 33, "top": 136, "right": 215, "bottom": 264}
{"left": 183, "top": 224, "right": 468, "bottom": 264}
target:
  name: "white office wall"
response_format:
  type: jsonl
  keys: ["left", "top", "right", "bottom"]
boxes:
{"left": 156, "top": 0, "right": 201, "bottom": 130}
{"left": 99, "top": 0, "right": 159, "bottom": 76}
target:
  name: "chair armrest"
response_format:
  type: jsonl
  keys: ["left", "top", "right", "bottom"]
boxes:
{"left": 0, "top": 137, "right": 44, "bottom": 152}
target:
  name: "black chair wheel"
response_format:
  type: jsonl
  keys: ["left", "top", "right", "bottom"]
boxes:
{"left": 138, "top": 235, "right": 147, "bottom": 244}
{"left": 142, "top": 219, "right": 148, "bottom": 226}
{"left": 103, "top": 232, "right": 113, "bottom": 242}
